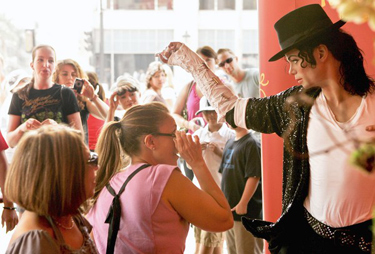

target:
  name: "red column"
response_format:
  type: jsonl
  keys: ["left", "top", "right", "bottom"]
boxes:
{"left": 258, "top": 1, "right": 374, "bottom": 253}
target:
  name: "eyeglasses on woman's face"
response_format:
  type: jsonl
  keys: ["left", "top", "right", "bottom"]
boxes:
{"left": 87, "top": 152, "right": 99, "bottom": 166}
{"left": 152, "top": 132, "right": 176, "bottom": 138}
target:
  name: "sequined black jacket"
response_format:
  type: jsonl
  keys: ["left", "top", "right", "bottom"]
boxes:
{"left": 231, "top": 85, "right": 321, "bottom": 241}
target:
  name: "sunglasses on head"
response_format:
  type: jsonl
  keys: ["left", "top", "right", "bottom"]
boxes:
{"left": 87, "top": 152, "right": 98, "bottom": 166}
{"left": 218, "top": 57, "right": 233, "bottom": 67}
{"left": 116, "top": 87, "right": 138, "bottom": 96}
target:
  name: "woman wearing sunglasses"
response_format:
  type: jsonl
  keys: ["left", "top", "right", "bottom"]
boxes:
{"left": 87, "top": 102, "right": 233, "bottom": 254}
{"left": 5, "top": 125, "right": 99, "bottom": 254}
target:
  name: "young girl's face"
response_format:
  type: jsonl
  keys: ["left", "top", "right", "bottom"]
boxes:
{"left": 118, "top": 90, "right": 140, "bottom": 110}
{"left": 57, "top": 64, "right": 77, "bottom": 88}
{"left": 31, "top": 47, "right": 56, "bottom": 81}
{"left": 202, "top": 111, "right": 218, "bottom": 125}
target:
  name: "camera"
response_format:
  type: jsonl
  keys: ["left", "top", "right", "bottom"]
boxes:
{"left": 73, "top": 78, "right": 84, "bottom": 94}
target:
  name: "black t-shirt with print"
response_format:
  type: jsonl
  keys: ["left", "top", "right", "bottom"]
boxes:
{"left": 219, "top": 133, "right": 263, "bottom": 221}
{"left": 8, "top": 84, "right": 80, "bottom": 124}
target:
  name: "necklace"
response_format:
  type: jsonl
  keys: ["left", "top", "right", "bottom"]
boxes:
{"left": 53, "top": 217, "right": 75, "bottom": 230}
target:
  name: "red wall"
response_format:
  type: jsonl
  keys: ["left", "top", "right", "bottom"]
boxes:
{"left": 258, "top": 1, "right": 375, "bottom": 253}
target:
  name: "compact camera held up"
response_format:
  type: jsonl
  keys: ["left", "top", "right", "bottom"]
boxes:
{"left": 73, "top": 78, "right": 84, "bottom": 94}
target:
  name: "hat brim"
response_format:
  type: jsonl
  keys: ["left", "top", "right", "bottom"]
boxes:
{"left": 268, "top": 20, "right": 346, "bottom": 62}
{"left": 195, "top": 107, "right": 216, "bottom": 116}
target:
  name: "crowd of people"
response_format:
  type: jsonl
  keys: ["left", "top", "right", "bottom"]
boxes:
{"left": 0, "top": 3, "right": 374, "bottom": 254}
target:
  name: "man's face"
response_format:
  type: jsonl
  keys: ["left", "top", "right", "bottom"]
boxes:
{"left": 218, "top": 51, "right": 238, "bottom": 76}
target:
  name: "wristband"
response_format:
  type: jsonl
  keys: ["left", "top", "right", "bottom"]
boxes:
{"left": 3, "top": 207, "right": 16, "bottom": 210}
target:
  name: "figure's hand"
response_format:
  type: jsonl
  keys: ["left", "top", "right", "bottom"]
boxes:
{"left": 231, "top": 202, "right": 247, "bottom": 215}
{"left": 41, "top": 119, "right": 58, "bottom": 126}
{"left": 156, "top": 42, "right": 184, "bottom": 63}
{"left": 2, "top": 209, "right": 18, "bottom": 233}
{"left": 21, "top": 118, "right": 42, "bottom": 132}
{"left": 174, "top": 131, "right": 204, "bottom": 168}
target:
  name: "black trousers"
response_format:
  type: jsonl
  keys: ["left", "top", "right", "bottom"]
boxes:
{"left": 268, "top": 208, "right": 372, "bottom": 254}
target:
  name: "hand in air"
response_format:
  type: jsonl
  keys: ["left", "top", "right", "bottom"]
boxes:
{"left": 174, "top": 131, "right": 204, "bottom": 168}
{"left": 81, "top": 79, "right": 96, "bottom": 100}
{"left": 109, "top": 91, "right": 119, "bottom": 110}
{"left": 156, "top": 42, "right": 184, "bottom": 64}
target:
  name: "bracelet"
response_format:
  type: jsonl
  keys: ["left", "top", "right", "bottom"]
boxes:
{"left": 3, "top": 207, "right": 16, "bottom": 210}
{"left": 90, "top": 94, "right": 98, "bottom": 102}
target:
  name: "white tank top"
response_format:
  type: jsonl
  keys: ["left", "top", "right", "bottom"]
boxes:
{"left": 304, "top": 92, "right": 375, "bottom": 227}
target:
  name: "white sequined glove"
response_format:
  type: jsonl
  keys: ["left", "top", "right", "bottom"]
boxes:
{"left": 166, "top": 43, "right": 239, "bottom": 121}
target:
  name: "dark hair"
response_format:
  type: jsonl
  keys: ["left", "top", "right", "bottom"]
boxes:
{"left": 197, "top": 46, "right": 217, "bottom": 60}
{"left": 296, "top": 29, "right": 374, "bottom": 96}
{"left": 92, "top": 102, "right": 170, "bottom": 204}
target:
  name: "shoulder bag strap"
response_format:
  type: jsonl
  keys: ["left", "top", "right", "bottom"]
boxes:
{"left": 104, "top": 163, "right": 150, "bottom": 254}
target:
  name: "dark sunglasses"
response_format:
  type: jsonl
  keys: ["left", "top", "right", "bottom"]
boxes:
{"left": 152, "top": 132, "right": 176, "bottom": 138}
{"left": 87, "top": 152, "right": 99, "bottom": 166}
{"left": 218, "top": 57, "right": 233, "bottom": 67}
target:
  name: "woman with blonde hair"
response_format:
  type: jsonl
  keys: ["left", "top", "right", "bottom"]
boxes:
{"left": 141, "top": 61, "right": 168, "bottom": 107}
{"left": 7, "top": 45, "right": 82, "bottom": 148}
{"left": 87, "top": 102, "right": 233, "bottom": 253}
{"left": 53, "top": 59, "right": 108, "bottom": 143}
{"left": 106, "top": 74, "right": 141, "bottom": 123}
{"left": 5, "top": 124, "right": 99, "bottom": 253}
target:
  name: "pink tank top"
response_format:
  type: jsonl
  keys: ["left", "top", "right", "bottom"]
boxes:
{"left": 87, "top": 164, "right": 189, "bottom": 254}
{"left": 186, "top": 82, "right": 202, "bottom": 133}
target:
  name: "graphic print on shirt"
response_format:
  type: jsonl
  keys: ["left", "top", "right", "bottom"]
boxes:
{"left": 221, "top": 148, "right": 235, "bottom": 170}
{"left": 21, "top": 95, "right": 63, "bottom": 123}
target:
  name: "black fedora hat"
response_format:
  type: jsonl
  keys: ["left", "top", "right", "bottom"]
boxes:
{"left": 269, "top": 4, "right": 345, "bottom": 62}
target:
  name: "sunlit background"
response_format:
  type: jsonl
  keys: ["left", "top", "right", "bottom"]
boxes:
{"left": 0, "top": 0, "right": 259, "bottom": 93}
{"left": 0, "top": 1, "right": 258, "bottom": 253}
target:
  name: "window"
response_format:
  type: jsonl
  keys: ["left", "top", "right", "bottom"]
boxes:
{"left": 243, "top": 0, "right": 257, "bottom": 10}
{"left": 242, "top": 30, "right": 259, "bottom": 68}
{"left": 218, "top": 0, "right": 234, "bottom": 10}
{"left": 199, "top": 0, "right": 234, "bottom": 10}
{"left": 96, "top": 29, "right": 173, "bottom": 54}
{"left": 110, "top": 0, "right": 173, "bottom": 10}
{"left": 242, "top": 30, "right": 258, "bottom": 54}
{"left": 198, "top": 30, "right": 235, "bottom": 50}
{"left": 199, "top": 0, "right": 214, "bottom": 10}
{"left": 94, "top": 29, "right": 173, "bottom": 85}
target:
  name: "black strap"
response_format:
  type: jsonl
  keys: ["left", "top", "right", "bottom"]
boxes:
{"left": 104, "top": 164, "right": 150, "bottom": 254}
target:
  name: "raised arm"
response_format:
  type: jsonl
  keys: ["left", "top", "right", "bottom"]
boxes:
{"left": 163, "top": 131, "right": 233, "bottom": 232}
{"left": 157, "top": 43, "right": 249, "bottom": 128}
{"left": 82, "top": 80, "right": 109, "bottom": 120}
{"left": 105, "top": 91, "right": 119, "bottom": 124}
